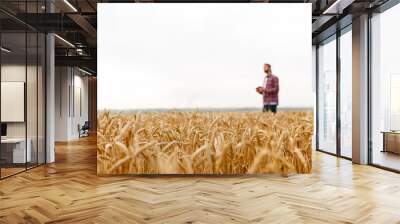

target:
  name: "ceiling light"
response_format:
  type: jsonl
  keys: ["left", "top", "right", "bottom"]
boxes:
{"left": 54, "top": 34, "right": 75, "bottom": 48}
{"left": 78, "top": 67, "right": 92, "bottom": 76}
{"left": 63, "top": 0, "right": 78, "bottom": 12}
{"left": 1, "top": 47, "right": 11, "bottom": 53}
{"left": 322, "top": 0, "right": 354, "bottom": 15}
{"left": 76, "top": 48, "right": 85, "bottom": 55}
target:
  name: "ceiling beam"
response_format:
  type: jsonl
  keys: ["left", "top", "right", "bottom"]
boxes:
{"left": 67, "top": 13, "right": 97, "bottom": 45}
{"left": 323, "top": 0, "right": 356, "bottom": 14}
{"left": 55, "top": 55, "right": 96, "bottom": 70}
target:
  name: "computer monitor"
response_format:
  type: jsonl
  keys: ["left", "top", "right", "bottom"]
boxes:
{"left": 1, "top": 123, "right": 7, "bottom": 137}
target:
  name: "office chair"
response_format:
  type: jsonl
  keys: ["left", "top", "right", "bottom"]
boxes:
{"left": 79, "top": 121, "right": 90, "bottom": 138}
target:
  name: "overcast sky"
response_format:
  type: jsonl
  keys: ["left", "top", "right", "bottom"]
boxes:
{"left": 98, "top": 3, "right": 312, "bottom": 110}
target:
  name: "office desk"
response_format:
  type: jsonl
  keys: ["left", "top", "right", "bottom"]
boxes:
{"left": 381, "top": 131, "right": 400, "bottom": 154}
{"left": 1, "top": 138, "right": 31, "bottom": 164}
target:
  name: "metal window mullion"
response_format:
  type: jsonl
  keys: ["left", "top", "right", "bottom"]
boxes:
{"left": 73, "top": 68, "right": 75, "bottom": 118}
{"left": 25, "top": 0, "right": 28, "bottom": 171}
{"left": 59, "top": 68, "right": 62, "bottom": 117}
{"left": 68, "top": 69, "right": 71, "bottom": 118}
{"left": 316, "top": 45, "right": 320, "bottom": 151}
{"left": 367, "top": 11, "right": 373, "bottom": 165}
{"left": 0, "top": 26, "right": 2, "bottom": 179}
{"left": 36, "top": 0, "right": 39, "bottom": 167}
{"left": 44, "top": 31, "right": 47, "bottom": 164}
{"left": 336, "top": 29, "right": 341, "bottom": 157}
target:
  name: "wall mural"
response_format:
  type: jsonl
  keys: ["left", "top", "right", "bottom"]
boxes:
{"left": 97, "top": 3, "right": 313, "bottom": 175}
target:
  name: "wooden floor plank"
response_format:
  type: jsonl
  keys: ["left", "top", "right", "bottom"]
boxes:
{"left": 0, "top": 135, "right": 400, "bottom": 223}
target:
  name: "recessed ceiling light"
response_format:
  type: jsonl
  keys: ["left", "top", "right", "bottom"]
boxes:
{"left": 1, "top": 47, "right": 11, "bottom": 53}
{"left": 54, "top": 34, "right": 75, "bottom": 48}
{"left": 78, "top": 67, "right": 93, "bottom": 76}
{"left": 63, "top": 0, "right": 78, "bottom": 12}
{"left": 323, "top": 0, "right": 355, "bottom": 15}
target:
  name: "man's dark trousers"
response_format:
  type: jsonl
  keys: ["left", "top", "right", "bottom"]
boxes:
{"left": 263, "top": 104, "right": 277, "bottom": 113}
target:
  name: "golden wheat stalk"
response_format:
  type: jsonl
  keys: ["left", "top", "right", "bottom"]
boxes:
{"left": 97, "top": 111, "right": 313, "bottom": 175}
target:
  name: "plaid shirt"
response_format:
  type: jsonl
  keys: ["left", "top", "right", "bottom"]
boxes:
{"left": 263, "top": 74, "right": 279, "bottom": 105}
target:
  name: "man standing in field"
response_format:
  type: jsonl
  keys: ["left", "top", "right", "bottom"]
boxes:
{"left": 256, "top": 63, "right": 279, "bottom": 113}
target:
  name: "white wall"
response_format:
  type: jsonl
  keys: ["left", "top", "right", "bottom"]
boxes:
{"left": 55, "top": 67, "right": 69, "bottom": 141}
{"left": 98, "top": 3, "right": 313, "bottom": 110}
{"left": 71, "top": 73, "right": 89, "bottom": 138}
{"left": 1, "top": 64, "right": 46, "bottom": 163}
{"left": 55, "top": 67, "right": 89, "bottom": 141}
{"left": 1, "top": 65, "right": 27, "bottom": 141}
{"left": 1, "top": 65, "right": 39, "bottom": 138}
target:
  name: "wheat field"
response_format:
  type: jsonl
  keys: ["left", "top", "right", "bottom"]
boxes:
{"left": 97, "top": 111, "right": 313, "bottom": 175}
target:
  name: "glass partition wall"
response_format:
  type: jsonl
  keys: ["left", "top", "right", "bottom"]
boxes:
{"left": 316, "top": 1, "right": 400, "bottom": 172}
{"left": 0, "top": 31, "right": 27, "bottom": 177}
{"left": 316, "top": 26, "right": 352, "bottom": 159}
{"left": 0, "top": 5, "right": 46, "bottom": 179}
{"left": 370, "top": 3, "right": 400, "bottom": 171}
{"left": 317, "top": 35, "right": 337, "bottom": 155}
{"left": 339, "top": 27, "right": 352, "bottom": 159}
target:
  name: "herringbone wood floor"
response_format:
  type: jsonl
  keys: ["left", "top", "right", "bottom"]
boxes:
{"left": 1, "top": 136, "right": 400, "bottom": 224}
